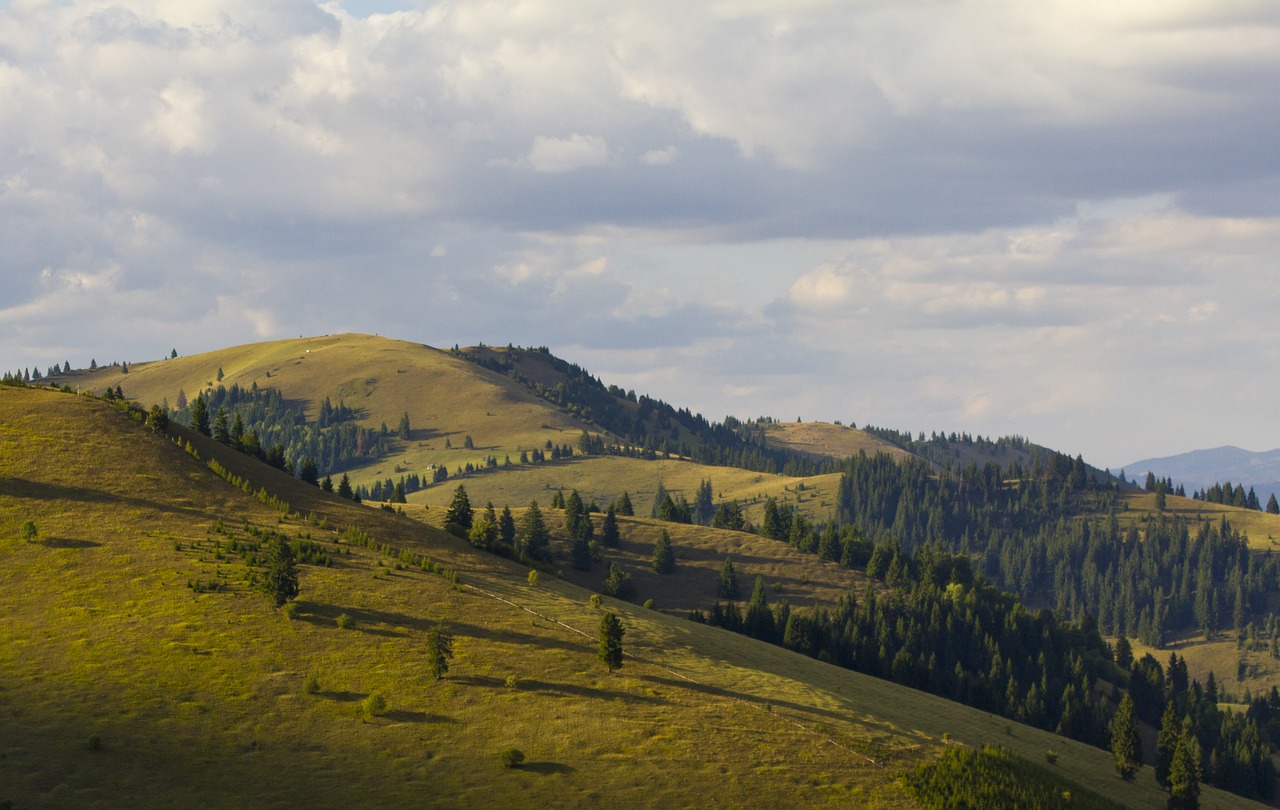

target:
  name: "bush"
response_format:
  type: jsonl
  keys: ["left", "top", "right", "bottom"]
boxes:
{"left": 20, "top": 520, "right": 37, "bottom": 542}
{"left": 303, "top": 673, "right": 320, "bottom": 695}
{"left": 500, "top": 748, "right": 525, "bottom": 768}
{"left": 336, "top": 613, "right": 354, "bottom": 630}
{"left": 505, "top": 675, "right": 520, "bottom": 690}
{"left": 589, "top": 594, "right": 602, "bottom": 609}
{"left": 362, "top": 692, "right": 387, "bottom": 719}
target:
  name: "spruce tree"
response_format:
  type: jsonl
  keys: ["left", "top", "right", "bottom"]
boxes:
{"left": 188, "top": 394, "right": 210, "bottom": 436}
{"left": 444, "top": 484, "right": 473, "bottom": 530}
{"left": 426, "top": 624, "right": 454, "bottom": 681}
{"left": 717, "top": 556, "right": 739, "bottom": 599}
{"left": 212, "top": 407, "right": 230, "bottom": 444}
{"left": 652, "top": 529, "right": 676, "bottom": 574}
{"left": 261, "top": 537, "right": 299, "bottom": 608}
{"left": 519, "top": 500, "right": 550, "bottom": 559}
{"left": 603, "top": 562, "right": 633, "bottom": 599}
{"left": 337, "top": 473, "right": 354, "bottom": 500}
{"left": 601, "top": 504, "right": 621, "bottom": 547}
{"left": 298, "top": 456, "right": 319, "bottom": 486}
{"left": 1167, "top": 727, "right": 1201, "bottom": 809}
{"left": 616, "top": 491, "right": 634, "bottom": 516}
{"left": 498, "top": 506, "right": 516, "bottom": 549}
{"left": 1111, "top": 692, "right": 1142, "bottom": 779}
{"left": 597, "top": 611, "right": 624, "bottom": 673}
{"left": 1155, "top": 700, "right": 1180, "bottom": 787}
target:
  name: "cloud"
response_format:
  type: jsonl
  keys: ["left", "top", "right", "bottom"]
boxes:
{"left": 524, "top": 133, "right": 609, "bottom": 173}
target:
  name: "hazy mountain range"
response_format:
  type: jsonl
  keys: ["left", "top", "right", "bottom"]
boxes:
{"left": 1122, "top": 446, "right": 1280, "bottom": 502}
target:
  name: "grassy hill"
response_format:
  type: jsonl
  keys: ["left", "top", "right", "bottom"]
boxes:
{"left": 1119, "top": 491, "right": 1280, "bottom": 551}
{"left": 763, "top": 420, "right": 912, "bottom": 463}
{"left": 3, "top": 385, "right": 1257, "bottom": 808}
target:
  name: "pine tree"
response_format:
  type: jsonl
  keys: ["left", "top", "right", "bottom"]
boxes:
{"left": 498, "top": 506, "right": 516, "bottom": 549}
{"left": 652, "top": 529, "right": 676, "bottom": 574}
{"left": 444, "top": 484, "right": 473, "bottom": 530}
{"left": 397, "top": 411, "right": 411, "bottom": 440}
{"left": 519, "top": 501, "right": 550, "bottom": 559}
{"left": 744, "top": 575, "right": 774, "bottom": 641}
{"left": 261, "top": 537, "right": 299, "bottom": 608}
{"left": 570, "top": 525, "right": 593, "bottom": 570}
{"left": 1114, "top": 635, "right": 1133, "bottom": 670}
{"left": 1111, "top": 692, "right": 1142, "bottom": 779}
{"left": 1155, "top": 700, "right": 1180, "bottom": 787}
{"left": 188, "top": 394, "right": 210, "bottom": 436}
{"left": 337, "top": 473, "right": 354, "bottom": 500}
{"left": 297, "top": 456, "right": 319, "bottom": 486}
{"left": 603, "top": 562, "right": 633, "bottom": 599}
{"left": 1268, "top": 493, "right": 1280, "bottom": 515}
{"left": 717, "top": 556, "right": 739, "bottom": 599}
{"left": 426, "top": 624, "right": 454, "bottom": 681}
{"left": 616, "top": 491, "right": 634, "bottom": 516}
{"left": 212, "top": 407, "right": 230, "bottom": 444}
{"left": 597, "top": 611, "right": 624, "bottom": 673}
{"left": 601, "top": 504, "right": 621, "bottom": 547}
{"left": 1167, "top": 727, "right": 1201, "bottom": 809}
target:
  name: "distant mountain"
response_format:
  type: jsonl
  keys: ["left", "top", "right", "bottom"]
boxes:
{"left": 1122, "top": 445, "right": 1280, "bottom": 502}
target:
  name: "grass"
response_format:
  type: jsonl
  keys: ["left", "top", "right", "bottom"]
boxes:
{"left": 1118, "top": 492, "right": 1280, "bottom": 550}
{"left": 2, "top": 385, "right": 1260, "bottom": 809}
{"left": 763, "top": 421, "right": 912, "bottom": 463}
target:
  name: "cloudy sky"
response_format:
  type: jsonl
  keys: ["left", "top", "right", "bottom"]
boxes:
{"left": 2, "top": 0, "right": 1278, "bottom": 468}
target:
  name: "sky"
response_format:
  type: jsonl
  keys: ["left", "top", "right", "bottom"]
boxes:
{"left": 2, "top": 0, "right": 1279, "bottom": 470}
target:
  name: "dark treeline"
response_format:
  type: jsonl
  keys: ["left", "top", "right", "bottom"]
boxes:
{"left": 172, "top": 383, "right": 392, "bottom": 478}
{"left": 825, "top": 452, "right": 1280, "bottom": 646}
{"left": 1193, "top": 479, "right": 1271, "bottom": 512}
{"left": 694, "top": 547, "right": 1120, "bottom": 750}
{"left": 455, "top": 345, "right": 839, "bottom": 477}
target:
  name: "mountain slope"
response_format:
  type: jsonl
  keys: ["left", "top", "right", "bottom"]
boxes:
{"left": 1124, "top": 445, "right": 1280, "bottom": 503}
{"left": 2, "top": 385, "right": 1251, "bottom": 808}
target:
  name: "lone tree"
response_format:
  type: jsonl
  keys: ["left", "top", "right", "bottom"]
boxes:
{"left": 1111, "top": 692, "right": 1142, "bottom": 780}
{"left": 716, "top": 556, "right": 739, "bottom": 599}
{"left": 601, "top": 504, "right": 620, "bottom": 547}
{"left": 652, "top": 529, "right": 676, "bottom": 574}
{"left": 597, "top": 611, "right": 624, "bottom": 673}
{"left": 261, "top": 537, "right": 299, "bottom": 608}
{"left": 444, "top": 484, "right": 474, "bottom": 530}
{"left": 426, "top": 624, "right": 454, "bottom": 681}
{"left": 603, "top": 562, "right": 633, "bottom": 599}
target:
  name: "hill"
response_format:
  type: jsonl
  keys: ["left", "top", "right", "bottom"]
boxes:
{"left": 2, "top": 384, "right": 1252, "bottom": 808}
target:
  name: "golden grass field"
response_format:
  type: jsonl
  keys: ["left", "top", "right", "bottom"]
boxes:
{"left": 3, "top": 386, "right": 1260, "bottom": 808}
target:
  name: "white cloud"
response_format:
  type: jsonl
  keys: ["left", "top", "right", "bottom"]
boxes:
{"left": 525, "top": 133, "right": 609, "bottom": 173}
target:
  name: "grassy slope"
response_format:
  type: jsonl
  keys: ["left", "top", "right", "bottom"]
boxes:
{"left": 1119, "top": 491, "right": 1280, "bottom": 551}
{"left": 2, "top": 387, "right": 1257, "bottom": 808}
{"left": 764, "top": 421, "right": 913, "bottom": 463}
{"left": 410, "top": 456, "right": 843, "bottom": 527}
{"left": 75, "top": 334, "right": 600, "bottom": 490}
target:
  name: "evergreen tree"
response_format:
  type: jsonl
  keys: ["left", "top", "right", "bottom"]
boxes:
{"left": 337, "top": 473, "right": 354, "bottom": 500}
{"left": 426, "top": 624, "right": 454, "bottom": 681}
{"left": 297, "top": 456, "right": 319, "bottom": 486}
{"left": 398, "top": 411, "right": 411, "bottom": 440}
{"left": 188, "top": 394, "right": 210, "bottom": 436}
{"left": 570, "top": 524, "right": 593, "bottom": 570}
{"left": 597, "top": 611, "right": 624, "bottom": 673}
{"left": 744, "top": 575, "right": 774, "bottom": 641}
{"left": 444, "top": 484, "right": 474, "bottom": 530}
{"left": 616, "top": 491, "right": 634, "bottom": 516}
{"left": 601, "top": 504, "right": 621, "bottom": 547}
{"left": 1167, "top": 727, "right": 1201, "bottom": 809}
{"left": 321, "top": 475, "right": 333, "bottom": 493}
{"left": 1156, "top": 700, "right": 1180, "bottom": 787}
{"left": 498, "top": 506, "right": 516, "bottom": 549}
{"left": 717, "top": 556, "right": 739, "bottom": 599}
{"left": 519, "top": 501, "right": 550, "bottom": 559}
{"left": 260, "top": 537, "right": 299, "bottom": 607}
{"left": 469, "top": 509, "right": 497, "bottom": 550}
{"left": 1111, "top": 693, "right": 1142, "bottom": 779}
{"left": 1268, "top": 494, "right": 1279, "bottom": 515}
{"left": 212, "top": 407, "right": 230, "bottom": 444}
{"left": 694, "top": 478, "right": 715, "bottom": 524}
{"left": 652, "top": 529, "right": 676, "bottom": 574}
{"left": 603, "top": 562, "right": 633, "bottom": 599}
{"left": 1115, "top": 635, "right": 1134, "bottom": 670}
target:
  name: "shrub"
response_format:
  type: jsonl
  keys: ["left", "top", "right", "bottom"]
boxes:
{"left": 527, "top": 570, "right": 539, "bottom": 586}
{"left": 20, "top": 520, "right": 37, "bottom": 542}
{"left": 589, "top": 594, "right": 602, "bottom": 609}
{"left": 500, "top": 748, "right": 525, "bottom": 768}
{"left": 362, "top": 692, "right": 387, "bottom": 719}
{"left": 505, "top": 675, "right": 520, "bottom": 690}
{"left": 303, "top": 673, "right": 320, "bottom": 695}
{"left": 1044, "top": 749, "right": 1058, "bottom": 765}
{"left": 86, "top": 735, "right": 102, "bottom": 751}
{"left": 643, "top": 599, "right": 655, "bottom": 609}
{"left": 336, "top": 613, "right": 354, "bottom": 630}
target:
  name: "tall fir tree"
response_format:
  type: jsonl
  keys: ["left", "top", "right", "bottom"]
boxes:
{"left": 1155, "top": 700, "right": 1180, "bottom": 787}
{"left": 261, "top": 537, "right": 299, "bottom": 608}
{"left": 1111, "top": 692, "right": 1142, "bottom": 779}
{"left": 601, "top": 504, "right": 621, "bottom": 547}
{"left": 1167, "top": 726, "right": 1201, "bottom": 809}
{"left": 426, "top": 624, "right": 454, "bottom": 681}
{"left": 597, "top": 611, "right": 624, "bottom": 673}
{"left": 717, "top": 556, "right": 739, "bottom": 599}
{"left": 188, "top": 393, "right": 210, "bottom": 436}
{"left": 652, "top": 529, "right": 676, "bottom": 574}
{"left": 519, "top": 500, "right": 550, "bottom": 559}
{"left": 444, "top": 484, "right": 474, "bottom": 530}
